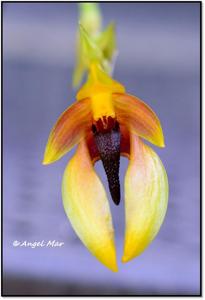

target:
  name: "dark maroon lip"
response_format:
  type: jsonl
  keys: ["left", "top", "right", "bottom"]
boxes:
{"left": 92, "top": 116, "right": 118, "bottom": 134}
{"left": 92, "top": 117, "right": 121, "bottom": 205}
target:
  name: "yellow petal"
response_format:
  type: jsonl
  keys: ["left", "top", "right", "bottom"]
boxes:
{"left": 113, "top": 93, "right": 165, "bottom": 147}
{"left": 62, "top": 140, "right": 118, "bottom": 272}
{"left": 77, "top": 63, "right": 125, "bottom": 101}
{"left": 122, "top": 134, "right": 168, "bottom": 263}
{"left": 76, "top": 63, "right": 125, "bottom": 121}
{"left": 43, "top": 98, "right": 92, "bottom": 165}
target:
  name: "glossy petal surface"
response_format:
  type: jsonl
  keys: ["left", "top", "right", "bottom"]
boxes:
{"left": 43, "top": 98, "right": 92, "bottom": 164}
{"left": 62, "top": 140, "right": 118, "bottom": 272}
{"left": 122, "top": 134, "right": 168, "bottom": 263}
{"left": 113, "top": 93, "right": 165, "bottom": 147}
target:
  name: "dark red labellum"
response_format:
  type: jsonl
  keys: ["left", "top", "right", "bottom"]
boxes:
{"left": 92, "top": 117, "right": 121, "bottom": 205}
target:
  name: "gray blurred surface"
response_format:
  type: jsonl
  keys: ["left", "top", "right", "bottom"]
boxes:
{"left": 3, "top": 3, "right": 200, "bottom": 296}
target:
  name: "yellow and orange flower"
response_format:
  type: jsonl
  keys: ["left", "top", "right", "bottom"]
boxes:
{"left": 43, "top": 4, "right": 168, "bottom": 271}
{"left": 43, "top": 61, "right": 168, "bottom": 272}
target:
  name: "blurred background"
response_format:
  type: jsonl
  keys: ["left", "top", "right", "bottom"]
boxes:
{"left": 3, "top": 2, "right": 200, "bottom": 295}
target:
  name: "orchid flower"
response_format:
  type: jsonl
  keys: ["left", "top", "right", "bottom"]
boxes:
{"left": 43, "top": 4, "right": 168, "bottom": 272}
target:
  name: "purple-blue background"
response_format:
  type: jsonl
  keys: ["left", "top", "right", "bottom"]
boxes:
{"left": 3, "top": 2, "right": 200, "bottom": 295}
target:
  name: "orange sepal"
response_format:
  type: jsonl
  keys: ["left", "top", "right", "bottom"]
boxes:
{"left": 43, "top": 98, "right": 92, "bottom": 164}
{"left": 113, "top": 93, "right": 165, "bottom": 148}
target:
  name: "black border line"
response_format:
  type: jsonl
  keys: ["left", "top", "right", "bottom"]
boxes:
{"left": 1, "top": 1, "right": 202, "bottom": 297}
